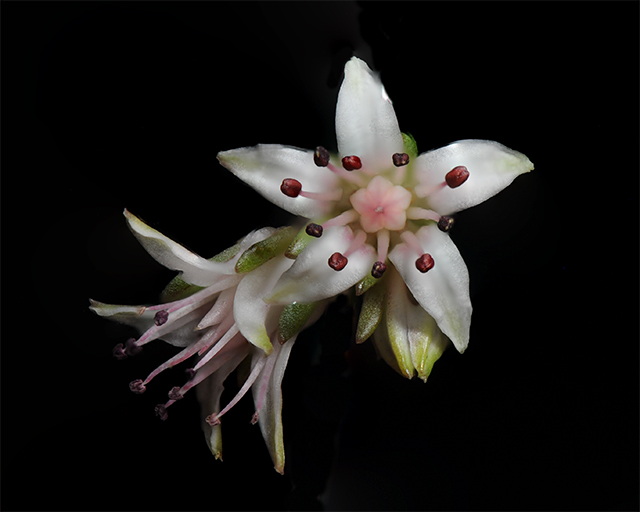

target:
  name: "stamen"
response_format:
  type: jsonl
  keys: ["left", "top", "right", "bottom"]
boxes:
{"left": 280, "top": 178, "right": 302, "bottom": 198}
{"left": 112, "top": 343, "right": 128, "bottom": 360}
{"left": 251, "top": 412, "right": 260, "bottom": 425}
{"left": 299, "top": 189, "right": 343, "bottom": 201}
{"left": 193, "top": 324, "right": 240, "bottom": 371}
{"left": 376, "top": 229, "right": 390, "bottom": 262}
{"left": 154, "top": 310, "right": 169, "bottom": 326}
{"left": 185, "top": 368, "right": 197, "bottom": 379}
{"left": 392, "top": 153, "right": 410, "bottom": 167}
{"left": 341, "top": 155, "right": 362, "bottom": 171}
{"left": 168, "top": 386, "right": 184, "bottom": 401}
{"left": 328, "top": 252, "right": 348, "bottom": 271}
{"left": 445, "top": 166, "right": 469, "bottom": 188}
{"left": 205, "top": 355, "right": 268, "bottom": 426}
{"left": 129, "top": 379, "right": 146, "bottom": 394}
{"left": 124, "top": 338, "right": 142, "bottom": 357}
{"left": 437, "top": 216, "right": 455, "bottom": 232}
{"left": 344, "top": 229, "right": 367, "bottom": 257}
{"left": 305, "top": 223, "right": 323, "bottom": 238}
{"left": 155, "top": 404, "right": 169, "bottom": 421}
{"left": 314, "top": 146, "right": 331, "bottom": 167}
{"left": 406, "top": 207, "right": 441, "bottom": 222}
{"left": 400, "top": 230, "right": 424, "bottom": 256}
{"left": 322, "top": 209, "right": 359, "bottom": 229}
{"left": 371, "top": 261, "right": 387, "bottom": 278}
{"left": 415, "top": 253, "right": 435, "bottom": 273}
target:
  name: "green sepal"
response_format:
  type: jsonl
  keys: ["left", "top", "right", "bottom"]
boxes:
{"left": 355, "top": 273, "right": 380, "bottom": 296}
{"left": 277, "top": 302, "right": 316, "bottom": 344}
{"left": 402, "top": 132, "right": 418, "bottom": 159}
{"left": 284, "top": 224, "right": 313, "bottom": 259}
{"left": 235, "top": 226, "right": 296, "bottom": 273}
{"left": 356, "top": 280, "right": 387, "bottom": 344}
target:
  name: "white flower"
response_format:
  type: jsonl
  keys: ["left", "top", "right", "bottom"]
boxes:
{"left": 91, "top": 56, "right": 532, "bottom": 473}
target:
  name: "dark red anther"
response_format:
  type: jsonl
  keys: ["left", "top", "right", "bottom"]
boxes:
{"left": 155, "top": 404, "right": 169, "bottom": 421}
{"left": 445, "top": 166, "right": 469, "bottom": 188}
{"left": 124, "top": 337, "right": 142, "bottom": 357}
{"left": 168, "top": 386, "right": 183, "bottom": 401}
{"left": 328, "top": 252, "right": 348, "bottom": 271}
{"left": 205, "top": 414, "right": 220, "bottom": 427}
{"left": 314, "top": 146, "right": 331, "bottom": 167}
{"left": 371, "top": 261, "right": 387, "bottom": 278}
{"left": 154, "top": 310, "right": 169, "bottom": 326}
{"left": 305, "top": 223, "right": 323, "bottom": 238}
{"left": 129, "top": 379, "right": 146, "bottom": 394}
{"left": 341, "top": 155, "right": 362, "bottom": 171}
{"left": 280, "top": 178, "right": 302, "bottom": 197}
{"left": 185, "top": 368, "right": 197, "bottom": 379}
{"left": 415, "top": 253, "right": 435, "bottom": 273}
{"left": 251, "top": 412, "right": 260, "bottom": 425}
{"left": 392, "top": 153, "right": 410, "bottom": 167}
{"left": 113, "top": 343, "right": 128, "bottom": 360}
{"left": 437, "top": 216, "right": 455, "bottom": 232}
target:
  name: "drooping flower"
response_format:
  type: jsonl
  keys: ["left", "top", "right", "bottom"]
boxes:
{"left": 91, "top": 56, "right": 532, "bottom": 473}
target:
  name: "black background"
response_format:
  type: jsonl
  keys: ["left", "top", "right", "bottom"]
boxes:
{"left": 3, "top": 2, "right": 638, "bottom": 511}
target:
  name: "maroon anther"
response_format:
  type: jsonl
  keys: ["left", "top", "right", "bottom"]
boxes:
{"left": 314, "top": 146, "right": 331, "bottom": 167}
{"left": 154, "top": 310, "right": 169, "bottom": 326}
{"left": 305, "top": 223, "right": 323, "bottom": 238}
{"left": 437, "top": 216, "right": 455, "bottom": 232}
{"left": 113, "top": 343, "right": 128, "bottom": 360}
{"left": 251, "top": 412, "right": 260, "bottom": 425}
{"left": 280, "top": 178, "right": 302, "bottom": 197}
{"left": 392, "top": 153, "right": 410, "bottom": 167}
{"left": 155, "top": 404, "right": 169, "bottom": 421}
{"left": 124, "top": 337, "right": 142, "bottom": 357}
{"left": 415, "top": 253, "right": 435, "bottom": 273}
{"left": 445, "top": 166, "right": 469, "bottom": 188}
{"left": 185, "top": 368, "right": 197, "bottom": 379}
{"left": 129, "top": 379, "right": 147, "bottom": 394}
{"left": 205, "top": 414, "right": 221, "bottom": 427}
{"left": 371, "top": 261, "right": 387, "bottom": 278}
{"left": 168, "top": 386, "right": 183, "bottom": 401}
{"left": 341, "top": 155, "right": 362, "bottom": 171}
{"left": 328, "top": 252, "right": 348, "bottom": 271}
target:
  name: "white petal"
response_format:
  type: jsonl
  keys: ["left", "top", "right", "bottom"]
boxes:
{"left": 252, "top": 337, "right": 296, "bottom": 474}
{"left": 382, "top": 269, "right": 416, "bottom": 379}
{"left": 124, "top": 209, "right": 252, "bottom": 286}
{"left": 388, "top": 225, "right": 471, "bottom": 353}
{"left": 217, "top": 144, "right": 339, "bottom": 219}
{"left": 233, "top": 255, "right": 294, "bottom": 354}
{"left": 413, "top": 139, "right": 534, "bottom": 215}
{"left": 335, "top": 57, "right": 404, "bottom": 172}
{"left": 265, "top": 226, "right": 376, "bottom": 305}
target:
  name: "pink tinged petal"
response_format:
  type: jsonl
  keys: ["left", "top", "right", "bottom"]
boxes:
{"left": 335, "top": 57, "right": 404, "bottom": 172}
{"left": 233, "top": 254, "right": 294, "bottom": 354}
{"left": 195, "top": 347, "right": 249, "bottom": 460}
{"left": 124, "top": 209, "right": 236, "bottom": 286}
{"left": 264, "top": 226, "right": 376, "bottom": 305}
{"left": 216, "top": 144, "right": 339, "bottom": 219}
{"left": 413, "top": 140, "right": 534, "bottom": 215}
{"left": 252, "top": 336, "right": 296, "bottom": 474}
{"left": 388, "top": 224, "right": 472, "bottom": 353}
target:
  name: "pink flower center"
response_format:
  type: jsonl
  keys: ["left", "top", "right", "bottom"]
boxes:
{"left": 349, "top": 175, "right": 413, "bottom": 233}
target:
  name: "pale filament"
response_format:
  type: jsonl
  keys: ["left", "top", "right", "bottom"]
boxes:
{"left": 322, "top": 209, "right": 359, "bottom": 229}
{"left": 406, "top": 207, "right": 441, "bottom": 222}
{"left": 344, "top": 229, "right": 368, "bottom": 257}
{"left": 376, "top": 229, "right": 390, "bottom": 262}
{"left": 400, "top": 230, "right": 425, "bottom": 256}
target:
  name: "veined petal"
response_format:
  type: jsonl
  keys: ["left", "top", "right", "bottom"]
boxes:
{"left": 335, "top": 57, "right": 404, "bottom": 172}
{"left": 388, "top": 224, "right": 471, "bottom": 353}
{"left": 413, "top": 139, "right": 533, "bottom": 215}
{"left": 252, "top": 337, "right": 296, "bottom": 474}
{"left": 217, "top": 144, "right": 339, "bottom": 219}
{"left": 234, "top": 254, "right": 294, "bottom": 354}
{"left": 264, "top": 226, "right": 376, "bottom": 305}
{"left": 124, "top": 210, "right": 266, "bottom": 286}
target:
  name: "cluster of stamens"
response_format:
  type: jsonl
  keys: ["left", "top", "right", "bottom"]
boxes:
{"left": 280, "top": 146, "right": 470, "bottom": 278}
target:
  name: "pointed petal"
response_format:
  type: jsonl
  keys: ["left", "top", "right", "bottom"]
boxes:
{"left": 124, "top": 209, "right": 244, "bottom": 286}
{"left": 265, "top": 226, "right": 376, "bottom": 305}
{"left": 335, "top": 57, "right": 404, "bottom": 172}
{"left": 413, "top": 140, "right": 533, "bottom": 215}
{"left": 88, "top": 299, "right": 152, "bottom": 330}
{"left": 388, "top": 225, "right": 472, "bottom": 353}
{"left": 217, "top": 144, "right": 339, "bottom": 219}
{"left": 234, "top": 255, "right": 294, "bottom": 354}
{"left": 252, "top": 337, "right": 296, "bottom": 474}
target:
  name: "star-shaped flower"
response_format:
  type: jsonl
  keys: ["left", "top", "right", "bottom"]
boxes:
{"left": 91, "top": 56, "right": 532, "bottom": 473}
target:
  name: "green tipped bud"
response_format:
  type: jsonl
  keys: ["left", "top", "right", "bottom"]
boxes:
{"left": 356, "top": 281, "right": 386, "bottom": 344}
{"left": 402, "top": 132, "right": 418, "bottom": 160}
{"left": 277, "top": 302, "right": 316, "bottom": 344}
{"left": 355, "top": 273, "right": 379, "bottom": 296}
{"left": 284, "top": 225, "right": 314, "bottom": 259}
{"left": 235, "top": 226, "right": 296, "bottom": 273}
